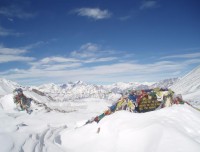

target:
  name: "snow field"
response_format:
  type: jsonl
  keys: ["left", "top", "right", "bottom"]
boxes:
{"left": 60, "top": 105, "right": 200, "bottom": 152}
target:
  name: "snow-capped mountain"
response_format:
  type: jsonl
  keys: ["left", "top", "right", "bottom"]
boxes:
{"left": 0, "top": 78, "right": 21, "bottom": 96}
{"left": 34, "top": 79, "right": 179, "bottom": 102}
{"left": 0, "top": 66, "right": 200, "bottom": 152}
{"left": 150, "top": 78, "right": 179, "bottom": 89}
{"left": 0, "top": 77, "right": 179, "bottom": 102}
{"left": 37, "top": 83, "right": 62, "bottom": 94}
{"left": 0, "top": 65, "right": 198, "bottom": 103}
{"left": 171, "top": 65, "right": 200, "bottom": 105}
{"left": 104, "top": 82, "right": 153, "bottom": 93}
{"left": 36, "top": 81, "right": 114, "bottom": 102}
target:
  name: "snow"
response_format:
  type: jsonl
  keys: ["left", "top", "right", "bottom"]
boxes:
{"left": 0, "top": 65, "right": 200, "bottom": 152}
{"left": 0, "top": 78, "right": 20, "bottom": 96}
{"left": 0, "top": 93, "right": 113, "bottom": 152}
{"left": 171, "top": 65, "right": 200, "bottom": 106}
{"left": 0, "top": 93, "right": 200, "bottom": 152}
{"left": 60, "top": 105, "right": 200, "bottom": 152}
{"left": 0, "top": 94, "right": 16, "bottom": 111}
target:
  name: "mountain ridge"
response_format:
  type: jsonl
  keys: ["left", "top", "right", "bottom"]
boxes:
{"left": 0, "top": 65, "right": 199, "bottom": 104}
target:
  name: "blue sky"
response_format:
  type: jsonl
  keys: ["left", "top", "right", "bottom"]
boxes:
{"left": 0, "top": 0, "right": 200, "bottom": 85}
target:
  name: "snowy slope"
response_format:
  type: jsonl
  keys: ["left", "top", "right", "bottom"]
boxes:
{"left": 0, "top": 66, "right": 200, "bottom": 152}
{"left": 60, "top": 105, "right": 200, "bottom": 152}
{"left": 0, "top": 92, "right": 112, "bottom": 152}
{"left": 0, "top": 78, "right": 20, "bottom": 96}
{"left": 171, "top": 65, "right": 200, "bottom": 103}
{"left": 1, "top": 97, "right": 200, "bottom": 152}
{"left": 150, "top": 78, "right": 178, "bottom": 89}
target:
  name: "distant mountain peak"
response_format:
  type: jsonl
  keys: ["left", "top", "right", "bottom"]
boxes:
{"left": 150, "top": 78, "right": 179, "bottom": 89}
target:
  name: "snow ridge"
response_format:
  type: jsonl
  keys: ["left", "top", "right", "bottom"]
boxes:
{"left": 171, "top": 65, "right": 200, "bottom": 104}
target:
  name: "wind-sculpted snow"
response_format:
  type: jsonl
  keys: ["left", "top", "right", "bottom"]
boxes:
{"left": 0, "top": 66, "right": 200, "bottom": 152}
{"left": 0, "top": 93, "right": 111, "bottom": 152}
{"left": 60, "top": 105, "right": 200, "bottom": 152}
{"left": 0, "top": 89, "right": 200, "bottom": 152}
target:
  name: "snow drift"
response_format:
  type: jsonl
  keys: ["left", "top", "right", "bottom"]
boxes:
{"left": 0, "top": 65, "right": 200, "bottom": 152}
{"left": 60, "top": 104, "right": 200, "bottom": 152}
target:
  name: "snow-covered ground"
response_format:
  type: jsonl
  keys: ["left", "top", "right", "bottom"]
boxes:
{"left": 0, "top": 94, "right": 112, "bottom": 152}
{"left": 0, "top": 95, "right": 200, "bottom": 152}
{"left": 61, "top": 105, "right": 200, "bottom": 152}
{"left": 0, "top": 65, "right": 200, "bottom": 152}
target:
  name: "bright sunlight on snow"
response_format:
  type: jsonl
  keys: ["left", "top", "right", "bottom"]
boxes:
{"left": 0, "top": 65, "right": 200, "bottom": 152}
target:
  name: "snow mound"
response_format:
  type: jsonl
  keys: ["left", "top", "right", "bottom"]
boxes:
{"left": 60, "top": 104, "right": 200, "bottom": 152}
{"left": 0, "top": 94, "right": 16, "bottom": 111}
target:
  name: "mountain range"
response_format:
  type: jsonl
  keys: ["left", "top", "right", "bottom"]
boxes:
{"left": 0, "top": 65, "right": 200, "bottom": 152}
{"left": 0, "top": 65, "right": 199, "bottom": 104}
{"left": 0, "top": 78, "right": 178, "bottom": 101}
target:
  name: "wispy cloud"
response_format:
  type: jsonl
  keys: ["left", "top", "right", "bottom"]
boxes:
{"left": 3, "top": 57, "right": 199, "bottom": 84}
{"left": 0, "top": 55, "right": 35, "bottom": 63}
{"left": 71, "top": 43, "right": 118, "bottom": 59}
{"left": 22, "top": 41, "right": 50, "bottom": 50}
{"left": 84, "top": 57, "right": 118, "bottom": 63}
{"left": 1, "top": 43, "right": 200, "bottom": 85}
{"left": 0, "top": 45, "right": 27, "bottom": 55}
{"left": 39, "top": 57, "right": 80, "bottom": 64}
{"left": 161, "top": 52, "right": 200, "bottom": 59}
{"left": 0, "top": 4, "right": 35, "bottom": 19}
{"left": 73, "top": 8, "right": 111, "bottom": 20}
{"left": 29, "top": 56, "right": 82, "bottom": 71}
{"left": 140, "top": 1, "right": 159, "bottom": 10}
{"left": 0, "top": 26, "right": 22, "bottom": 37}
{"left": 119, "top": 15, "right": 131, "bottom": 21}
{"left": 0, "top": 46, "right": 35, "bottom": 63}
{"left": 71, "top": 43, "right": 100, "bottom": 58}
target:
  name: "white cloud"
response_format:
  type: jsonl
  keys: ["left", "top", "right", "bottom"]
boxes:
{"left": 74, "top": 8, "right": 111, "bottom": 20}
{"left": 30, "top": 56, "right": 82, "bottom": 71}
{"left": 1, "top": 43, "right": 200, "bottom": 85}
{"left": 80, "top": 43, "right": 99, "bottom": 52}
{"left": 0, "top": 45, "right": 27, "bottom": 55}
{"left": 3, "top": 56, "right": 199, "bottom": 84}
{"left": 84, "top": 57, "right": 118, "bottom": 63}
{"left": 70, "top": 43, "right": 120, "bottom": 60}
{"left": 41, "top": 63, "right": 82, "bottom": 71}
{"left": 39, "top": 57, "right": 80, "bottom": 64}
{"left": 0, "top": 46, "right": 35, "bottom": 63}
{"left": 0, "top": 55, "right": 35, "bottom": 63}
{"left": 71, "top": 43, "right": 100, "bottom": 58}
{"left": 71, "top": 43, "right": 99, "bottom": 58}
{"left": 140, "top": 1, "right": 159, "bottom": 10}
